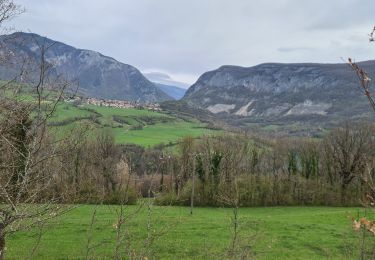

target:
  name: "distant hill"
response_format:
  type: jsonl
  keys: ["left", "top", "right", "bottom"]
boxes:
{"left": 143, "top": 71, "right": 188, "bottom": 99}
{"left": 0, "top": 32, "right": 172, "bottom": 103}
{"left": 183, "top": 61, "right": 375, "bottom": 133}
{"left": 154, "top": 83, "right": 186, "bottom": 100}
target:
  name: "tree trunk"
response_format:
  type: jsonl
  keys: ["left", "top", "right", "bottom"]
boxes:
{"left": 0, "top": 223, "right": 5, "bottom": 260}
{"left": 341, "top": 182, "right": 347, "bottom": 206}
{"left": 160, "top": 171, "right": 164, "bottom": 192}
{"left": 190, "top": 172, "right": 195, "bottom": 215}
{"left": 190, "top": 157, "right": 196, "bottom": 215}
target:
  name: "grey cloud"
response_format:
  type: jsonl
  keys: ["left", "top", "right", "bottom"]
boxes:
{"left": 8, "top": 0, "right": 375, "bottom": 85}
{"left": 303, "top": 0, "right": 375, "bottom": 31}
{"left": 278, "top": 47, "right": 315, "bottom": 53}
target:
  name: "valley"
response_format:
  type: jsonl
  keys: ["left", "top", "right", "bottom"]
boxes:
{"left": 1, "top": 2, "right": 375, "bottom": 259}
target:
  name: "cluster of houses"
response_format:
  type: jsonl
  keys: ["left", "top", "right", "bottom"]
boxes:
{"left": 86, "top": 98, "right": 137, "bottom": 108}
{"left": 65, "top": 96, "right": 162, "bottom": 111}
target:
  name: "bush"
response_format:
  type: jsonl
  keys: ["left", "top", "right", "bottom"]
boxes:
{"left": 155, "top": 175, "right": 363, "bottom": 207}
{"left": 102, "top": 188, "right": 138, "bottom": 205}
{"left": 155, "top": 191, "right": 189, "bottom": 206}
{"left": 130, "top": 124, "right": 143, "bottom": 130}
{"left": 112, "top": 115, "right": 130, "bottom": 125}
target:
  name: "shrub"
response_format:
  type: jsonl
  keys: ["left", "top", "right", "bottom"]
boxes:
{"left": 130, "top": 124, "right": 143, "bottom": 130}
{"left": 102, "top": 188, "right": 138, "bottom": 205}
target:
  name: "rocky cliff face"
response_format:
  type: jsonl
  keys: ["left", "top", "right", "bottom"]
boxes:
{"left": 0, "top": 32, "right": 172, "bottom": 103}
{"left": 183, "top": 62, "right": 375, "bottom": 126}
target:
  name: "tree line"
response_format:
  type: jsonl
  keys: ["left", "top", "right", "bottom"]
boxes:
{"left": 4, "top": 119, "right": 371, "bottom": 208}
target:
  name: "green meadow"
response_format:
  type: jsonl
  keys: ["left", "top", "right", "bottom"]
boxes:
{"left": 49, "top": 102, "right": 219, "bottom": 147}
{"left": 6, "top": 205, "right": 371, "bottom": 259}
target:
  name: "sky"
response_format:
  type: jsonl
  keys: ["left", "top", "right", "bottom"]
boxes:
{"left": 7, "top": 0, "right": 375, "bottom": 87}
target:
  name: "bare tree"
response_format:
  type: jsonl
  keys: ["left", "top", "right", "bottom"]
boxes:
{"left": 323, "top": 124, "right": 374, "bottom": 204}
{"left": 0, "top": 2, "right": 75, "bottom": 258}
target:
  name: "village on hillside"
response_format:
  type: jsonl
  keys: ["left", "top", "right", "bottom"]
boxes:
{"left": 65, "top": 96, "right": 162, "bottom": 111}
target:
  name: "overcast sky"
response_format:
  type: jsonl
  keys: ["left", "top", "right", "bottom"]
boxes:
{"left": 7, "top": 0, "right": 375, "bottom": 87}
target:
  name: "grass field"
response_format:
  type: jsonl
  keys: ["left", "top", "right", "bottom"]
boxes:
{"left": 6, "top": 205, "right": 371, "bottom": 259}
{"left": 49, "top": 102, "right": 219, "bottom": 147}
{"left": 4, "top": 87, "right": 220, "bottom": 147}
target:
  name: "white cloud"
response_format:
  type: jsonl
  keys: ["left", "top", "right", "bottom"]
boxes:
{"left": 142, "top": 69, "right": 192, "bottom": 88}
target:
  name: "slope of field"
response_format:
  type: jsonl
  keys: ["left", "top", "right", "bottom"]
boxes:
{"left": 49, "top": 102, "right": 219, "bottom": 147}
{"left": 7, "top": 205, "right": 370, "bottom": 259}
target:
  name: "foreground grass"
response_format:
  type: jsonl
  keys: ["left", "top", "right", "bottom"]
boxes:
{"left": 6, "top": 205, "right": 370, "bottom": 259}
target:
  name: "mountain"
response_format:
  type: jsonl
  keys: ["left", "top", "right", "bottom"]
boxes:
{"left": 183, "top": 62, "right": 375, "bottom": 133}
{"left": 154, "top": 83, "right": 186, "bottom": 100}
{"left": 0, "top": 32, "right": 172, "bottom": 103}
{"left": 143, "top": 71, "right": 188, "bottom": 99}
